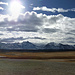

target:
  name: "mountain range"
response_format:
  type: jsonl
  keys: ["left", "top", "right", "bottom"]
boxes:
{"left": 0, "top": 41, "right": 75, "bottom": 51}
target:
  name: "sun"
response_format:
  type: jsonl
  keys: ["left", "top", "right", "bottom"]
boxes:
{"left": 9, "top": 0, "right": 24, "bottom": 18}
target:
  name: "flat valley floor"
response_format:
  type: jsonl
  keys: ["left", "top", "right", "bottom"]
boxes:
{"left": 0, "top": 51, "right": 75, "bottom": 75}
{"left": 0, "top": 59, "right": 75, "bottom": 75}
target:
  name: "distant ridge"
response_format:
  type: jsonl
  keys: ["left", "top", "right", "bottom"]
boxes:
{"left": 0, "top": 41, "right": 75, "bottom": 50}
{"left": 44, "top": 42, "right": 75, "bottom": 50}
{"left": 0, "top": 41, "right": 36, "bottom": 49}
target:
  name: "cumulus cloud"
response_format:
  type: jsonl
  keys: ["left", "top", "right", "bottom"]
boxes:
{"left": 0, "top": 11, "right": 75, "bottom": 44}
{"left": 33, "top": 6, "right": 75, "bottom": 13}
{"left": 0, "top": 2, "right": 8, "bottom": 5}
{"left": 0, "top": 12, "right": 43, "bottom": 32}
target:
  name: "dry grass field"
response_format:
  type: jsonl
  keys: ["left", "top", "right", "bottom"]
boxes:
{"left": 0, "top": 51, "right": 75, "bottom": 62}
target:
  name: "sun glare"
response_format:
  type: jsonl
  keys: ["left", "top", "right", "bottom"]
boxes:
{"left": 9, "top": 1, "right": 22, "bottom": 18}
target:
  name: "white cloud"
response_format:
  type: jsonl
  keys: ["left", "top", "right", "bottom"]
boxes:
{"left": 20, "top": 5, "right": 25, "bottom": 9}
{"left": 0, "top": 11, "right": 75, "bottom": 44}
{"left": 0, "top": 2, "right": 8, "bottom": 10}
{"left": 0, "top": 7, "right": 4, "bottom": 10}
{"left": 33, "top": 6, "right": 75, "bottom": 13}
{"left": 70, "top": 8, "right": 75, "bottom": 11}
{"left": 0, "top": 2, "right": 8, "bottom": 5}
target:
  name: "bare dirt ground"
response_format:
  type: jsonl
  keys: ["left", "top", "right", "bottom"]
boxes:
{"left": 0, "top": 59, "right": 75, "bottom": 75}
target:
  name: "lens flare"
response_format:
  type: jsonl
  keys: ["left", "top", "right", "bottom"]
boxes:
{"left": 9, "top": 0, "right": 25, "bottom": 18}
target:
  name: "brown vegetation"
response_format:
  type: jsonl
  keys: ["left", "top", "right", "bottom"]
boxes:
{"left": 0, "top": 51, "right": 75, "bottom": 60}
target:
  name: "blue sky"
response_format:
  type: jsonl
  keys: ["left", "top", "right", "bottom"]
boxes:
{"left": 0, "top": 0, "right": 75, "bottom": 45}
{"left": 0, "top": 0, "right": 75, "bottom": 17}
